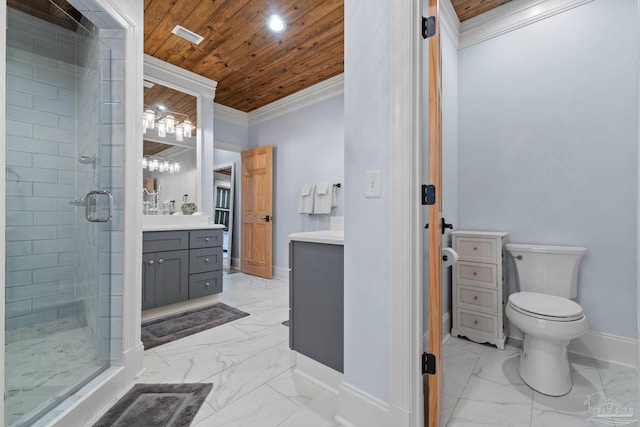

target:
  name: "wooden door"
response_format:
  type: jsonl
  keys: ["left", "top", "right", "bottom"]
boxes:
{"left": 240, "top": 146, "right": 273, "bottom": 278}
{"left": 425, "top": 0, "right": 443, "bottom": 425}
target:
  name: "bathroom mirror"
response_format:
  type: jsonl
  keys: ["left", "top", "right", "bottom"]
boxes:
{"left": 213, "top": 162, "right": 235, "bottom": 269}
{"left": 142, "top": 81, "right": 197, "bottom": 214}
{"left": 143, "top": 54, "right": 217, "bottom": 217}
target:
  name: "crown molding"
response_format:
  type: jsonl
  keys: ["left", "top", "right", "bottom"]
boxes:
{"left": 248, "top": 73, "right": 344, "bottom": 126}
{"left": 440, "top": 0, "right": 593, "bottom": 50}
{"left": 214, "top": 103, "right": 248, "bottom": 127}
{"left": 143, "top": 54, "right": 217, "bottom": 98}
{"left": 439, "top": 0, "right": 461, "bottom": 48}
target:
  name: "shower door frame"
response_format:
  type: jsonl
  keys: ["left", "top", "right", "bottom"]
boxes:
{"left": 0, "top": 1, "right": 145, "bottom": 425}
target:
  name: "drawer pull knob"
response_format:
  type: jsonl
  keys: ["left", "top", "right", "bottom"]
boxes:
{"left": 473, "top": 247, "right": 478, "bottom": 251}
{"left": 473, "top": 295, "right": 478, "bottom": 300}
{"left": 205, "top": 237, "right": 210, "bottom": 242}
{"left": 474, "top": 320, "right": 478, "bottom": 325}
{"left": 473, "top": 272, "right": 477, "bottom": 276}
{"left": 148, "top": 260, "right": 154, "bottom": 265}
{"left": 204, "top": 258, "right": 210, "bottom": 263}
{"left": 205, "top": 282, "right": 211, "bottom": 287}
{"left": 158, "top": 259, "right": 163, "bottom": 264}
{"left": 516, "top": 255, "right": 523, "bottom": 260}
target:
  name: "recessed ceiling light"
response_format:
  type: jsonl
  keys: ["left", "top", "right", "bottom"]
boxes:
{"left": 267, "top": 15, "right": 286, "bottom": 33}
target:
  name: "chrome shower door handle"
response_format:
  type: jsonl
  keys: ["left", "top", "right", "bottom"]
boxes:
{"left": 85, "top": 190, "right": 113, "bottom": 222}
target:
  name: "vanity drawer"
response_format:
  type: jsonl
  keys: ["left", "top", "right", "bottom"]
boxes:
{"left": 454, "top": 237, "right": 498, "bottom": 263}
{"left": 457, "top": 309, "right": 497, "bottom": 336}
{"left": 190, "top": 229, "right": 223, "bottom": 249}
{"left": 189, "top": 271, "right": 223, "bottom": 299}
{"left": 143, "top": 231, "right": 189, "bottom": 253}
{"left": 189, "top": 247, "right": 222, "bottom": 274}
{"left": 457, "top": 285, "right": 498, "bottom": 314}
{"left": 455, "top": 261, "right": 497, "bottom": 288}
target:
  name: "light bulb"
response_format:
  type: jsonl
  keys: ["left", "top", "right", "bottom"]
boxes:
{"left": 162, "top": 159, "right": 170, "bottom": 172}
{"left": 169, "top": 163, "right": 175, "bottom": 173}
{"left": 142, "top": 157, "right": 148, "bottom": 169}
{"left": 151, "top": 159, "right": 159, "bottom": 171}
{"left": 176, "top": 125, "right": 184, "bottom": 142}
{"left": 144, "top": 109, "right": 155, "bottom": 129}
{"left": 166, "top": 115, "right": 175, "bottom": 134}
{"left": 174, "top": 163, "right": 180, "bottom": 173}
{"left": 158, "top": 120, "right": 166, "bottom": 138}
{"left": 183, "top": 120, "right": 192, "bottom": 138}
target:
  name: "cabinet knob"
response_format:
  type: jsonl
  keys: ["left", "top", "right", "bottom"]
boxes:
{"left": 474, "top": 320, "right": 478, "bottom": 325}
{"left": 158, "top": 259, "right": 164, "bottom": 264}
{"left": 473, "top": 295, "right": 478, "bottom": 300}
{"left": 205, "top": 237, "right": 210, "bottom": 242}
{"left": 473, "top": 271, "right": 477, "bottom": 276}
{"left": 205, "top": 282, "right": 211, "bottom": 287}
{"left": 148, "top": 259, "right": 154, "bottom": 265}
{"left": 473, "top": 247, "right": 478, "bottom": 251}
{"left": 204, "top": 258, "right": 210, "bottom": 264}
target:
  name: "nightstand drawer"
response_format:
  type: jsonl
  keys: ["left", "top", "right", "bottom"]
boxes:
{"left": 457, "top": 285, "right": 498, "bottom": 314}
{"left": 456, "top": 261, "right": 497, "bottom": 288}
{"left": 189, "top": 271, "right": 222, "bottom": 299}
{"left": 455, "top": 237, "right": 498, "bottom": 263}
{"left": 457, "top": 309, "right": 497, "bottom": 336}
{"left": 189, "top": 247, "right": 223, "bottom": 274}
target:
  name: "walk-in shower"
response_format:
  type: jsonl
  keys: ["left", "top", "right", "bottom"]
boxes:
{"left": 4, "top": 1, "right": 125, "bottom": 425}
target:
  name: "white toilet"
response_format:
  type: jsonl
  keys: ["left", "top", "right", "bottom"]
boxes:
{"left": 505, "top": 243, "right": 588, "bottom": 396}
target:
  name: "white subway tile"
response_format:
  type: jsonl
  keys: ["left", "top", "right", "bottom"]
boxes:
{"left": 7, "top": 75, "right": 58, "bottom": 99}
{"left": 6, "top": 225, "right": 56, "bottom": 241}
{"left": 7, "top": 150, "right": 33, "bottom": 167}
{"left": 6, "top": 254, "right": 58, "bottom": 272}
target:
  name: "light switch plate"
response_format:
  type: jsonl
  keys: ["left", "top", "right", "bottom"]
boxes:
{"left": 366, "top": 170, "right": 381, "bottom": 198}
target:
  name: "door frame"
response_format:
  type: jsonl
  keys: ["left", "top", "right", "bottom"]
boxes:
{"left": 388, "top": 0, "right": 426, "bottom": 426}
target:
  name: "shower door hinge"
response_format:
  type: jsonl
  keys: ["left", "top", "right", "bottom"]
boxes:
{"left": 422, "top": 16, "right": 436, "bottom": 39}
{"left": 422, "top": 352, "right": 436, "bottom": 375}
{"left": 422, "top": 184, "right": 436, "bottom": 205}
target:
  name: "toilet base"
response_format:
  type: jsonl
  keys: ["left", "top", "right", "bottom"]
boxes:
{"left": 518, "top": 334, "right": 572, "bottom": 396}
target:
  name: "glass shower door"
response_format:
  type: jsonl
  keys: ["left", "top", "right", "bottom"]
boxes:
{"left": 5, "top": 2, "right": 115, "bottom": 425}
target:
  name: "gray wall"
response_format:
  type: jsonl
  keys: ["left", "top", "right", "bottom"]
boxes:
{"left": 457, "top": 0, "right": 638, "bottom": 338}
{"left": 248, "top": 94, "right": 345, "bottom": 279}
{"left": 343, "top": 0, "right": 391, "bottom": 401}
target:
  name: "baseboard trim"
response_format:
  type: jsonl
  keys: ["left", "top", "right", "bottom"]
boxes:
{"left": 272, "top": 265, "right": 289, "bottom": 282}
{"left": 567, "top": 329, "right": 638, "bottom": 369}
{"left": 336, "top": 381, "right": 390, "bottom": 427}
{"left": 294, "top": 352, "right": 343, "bottom": 394}
{"left": 230, "top": 257, "right": 240, "bottom": 270}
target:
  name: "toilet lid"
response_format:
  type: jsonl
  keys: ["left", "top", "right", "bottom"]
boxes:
{"left": 509, "top": 292, "right": 584, "bottom": 321}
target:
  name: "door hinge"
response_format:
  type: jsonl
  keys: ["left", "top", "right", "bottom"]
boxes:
{"left": 422, "top": 184, "right": 436, "bottom": 205}
{"left": 422, "top": 352, "right": 436, "bottom": 375}
{"left": 422, "top": 16, "right": 436, "bottom": 39}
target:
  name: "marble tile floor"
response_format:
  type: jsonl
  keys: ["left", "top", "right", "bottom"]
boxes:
{"left": 441, "top": 336, "right": 639, "bottom": 427}
{"left": 139, "top": 272, "right": 341, "bottom": 427}
{"left": 5, "top": 318, "right": 103, "bottom": 426}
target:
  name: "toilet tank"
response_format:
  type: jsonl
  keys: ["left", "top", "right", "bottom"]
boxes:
{"left": 506, "top": 243, "right": 587, "bottom": 298}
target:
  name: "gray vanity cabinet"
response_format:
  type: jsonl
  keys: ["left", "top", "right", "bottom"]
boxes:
{"left": 289, "top": 240, "right": 344, "bottom": 373}
{"left": 143, "top": 228, "right": 223, "bottom": 310}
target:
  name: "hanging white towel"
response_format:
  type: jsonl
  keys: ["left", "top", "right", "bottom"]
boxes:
{"left": 298, "top": 184, "right": 315, "bottom": 214}
{"left": 331, "top": 184, "right": 339, "bottom": 207}
{"left": 313, "top": 182, "right": 333, "bottom": 214}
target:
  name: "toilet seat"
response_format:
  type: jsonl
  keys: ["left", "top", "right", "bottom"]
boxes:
{"left": 508, "top": 292, "right": 584, "bottom": 322}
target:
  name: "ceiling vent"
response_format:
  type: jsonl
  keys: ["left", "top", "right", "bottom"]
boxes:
{"left": 171, "top": 25, "right": 204, "bottom": 45}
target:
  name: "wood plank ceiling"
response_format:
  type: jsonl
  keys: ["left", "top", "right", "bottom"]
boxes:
{"left": 144, "top": 0, "right": 344, "bottom": 113}
{"left": 451, "top": 0, "right": 513, "bottom": 22}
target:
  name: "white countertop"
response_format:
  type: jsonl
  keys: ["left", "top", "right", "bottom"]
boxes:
{"left": 142, "top": 215, "right": 224, "bottom": 232}
{"left": 288, "top": 230, "right": 344, "bottom": 245}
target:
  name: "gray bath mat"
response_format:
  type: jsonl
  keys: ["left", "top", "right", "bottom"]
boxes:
{"left": 142, "top": 303, "right": 249, "bottom": 349}
{"left": 93, "top": 383, "right": 212, "bottom": 427}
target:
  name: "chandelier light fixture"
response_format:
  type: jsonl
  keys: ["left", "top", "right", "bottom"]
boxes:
{"left": 143, "top": 104, "right": 193, "bottom": 142}
{"left": 142, "top": 155, "right": 180, "bottom": 173}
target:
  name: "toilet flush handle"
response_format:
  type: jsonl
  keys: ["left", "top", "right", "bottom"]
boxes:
{"left": 515, "top": 255, "right": 523, "bottom": 260}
